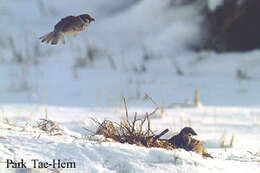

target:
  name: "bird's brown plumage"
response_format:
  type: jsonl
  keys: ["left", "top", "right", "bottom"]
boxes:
{"left": 188, "top": 138, "right": 213, "bottom": 158}
{"left": 169, "top": 127, "right": 213, "bottom": 158}
{"left": 168, "top": 127, "right": 197, "bottom": 149}
{"left": 40, "top": 14, "right": 94, "bottom": 45}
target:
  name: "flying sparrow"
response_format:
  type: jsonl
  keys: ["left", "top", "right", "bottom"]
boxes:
{"left": 40, "top": 14, "right": 95, "bottom": 45}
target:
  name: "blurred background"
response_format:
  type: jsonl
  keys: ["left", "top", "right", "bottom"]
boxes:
{"left": 1, "top": 0, "right": 260, "bottom": 107}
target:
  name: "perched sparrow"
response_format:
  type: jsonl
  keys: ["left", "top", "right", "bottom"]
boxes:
{"left": 168, "top": 127, "right": 197, "bottom": 149}
{"left": 169, "top": 127, "right": 213, "bottom": 158}
{"left": 40, "top": 14, "right": 95, "bottom": 45}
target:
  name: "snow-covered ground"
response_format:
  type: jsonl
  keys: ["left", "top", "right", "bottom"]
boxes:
{"left": 0, "top": 0, "right": 260, "bottom": 172}
{"left": 1, "top": 105, "right": 260, "bottom": 173}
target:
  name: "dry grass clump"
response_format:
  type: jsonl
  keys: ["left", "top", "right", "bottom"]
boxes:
{"left": 35, "top": 111, "right": 63, "bottom": 136}
{"left": 36, "top": 118, "right": 62, "bottom": 135}
{"left": 87, "top": 97, "right": 176, "bottom": 150}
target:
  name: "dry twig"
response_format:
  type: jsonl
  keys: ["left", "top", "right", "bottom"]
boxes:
{"left": 85, "top": 98, "right": 174, "bottom": 149}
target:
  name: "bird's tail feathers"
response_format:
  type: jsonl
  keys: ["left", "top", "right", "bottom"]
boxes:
{"left": 202, "top": 152, "right": 214, "bottom": 159}
{"left": 39, "top": 32, "right": 63, "bottom": 45}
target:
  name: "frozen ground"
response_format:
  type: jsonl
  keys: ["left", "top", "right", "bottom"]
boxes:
{"left": 0, "top": 0, "right": 260, "bottom": 172}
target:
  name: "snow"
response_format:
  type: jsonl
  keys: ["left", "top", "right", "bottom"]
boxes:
{"left": 1, "top": 106, "right": 260, "bottom": 172}
{"left": 1, "top": 0, "right": 260, "bottom": 172}
{"left": 207, "top": 0, "right": 224, "bottom": 11}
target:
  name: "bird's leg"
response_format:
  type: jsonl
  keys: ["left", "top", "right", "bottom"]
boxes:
{"left": 61, "top": 34, "right": 65, "bottom": 44}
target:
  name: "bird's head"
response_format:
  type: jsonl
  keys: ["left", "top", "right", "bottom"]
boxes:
{"left": 179, "top": 127, "right": 197, "bottom": 137}
{"left": 79, "top": 14, "right": 95, "bottom": 24}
